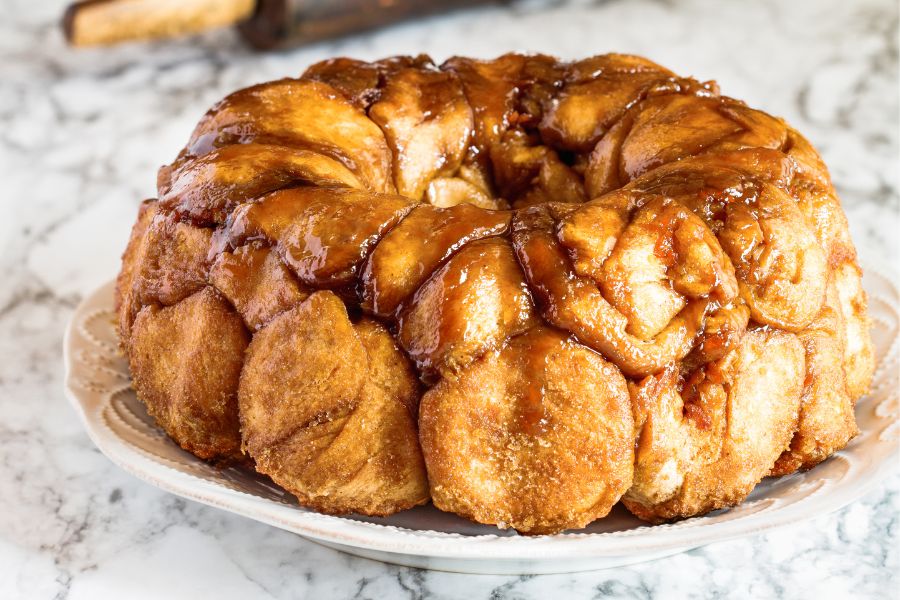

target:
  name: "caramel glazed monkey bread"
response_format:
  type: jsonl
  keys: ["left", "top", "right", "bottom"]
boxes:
{"left": 116, "top": 53, "right": 875, "bottom": 535}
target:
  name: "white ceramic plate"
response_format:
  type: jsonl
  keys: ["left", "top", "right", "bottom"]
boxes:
{"left": 63, "top": 268, "right": 899, "bottom": 574}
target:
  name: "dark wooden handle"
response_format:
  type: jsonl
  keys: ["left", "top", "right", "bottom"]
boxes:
{"left": 240, "top": 0, "right": 491, "bottom": 50}
{"left": 63, "top": 0, "right": 490, "bottom": 49}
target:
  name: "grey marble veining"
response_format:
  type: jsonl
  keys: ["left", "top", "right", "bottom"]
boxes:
{"left": 0, "top": 0, "right": 898, "bottom": 598}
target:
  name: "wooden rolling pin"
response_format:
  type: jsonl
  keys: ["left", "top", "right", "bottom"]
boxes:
{"left": 63, "top": 0, "right": 490, "bottom": 50}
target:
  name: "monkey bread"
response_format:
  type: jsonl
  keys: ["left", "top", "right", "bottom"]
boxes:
{"left": 116, "top": 53, "right": 874, "bottom": 534}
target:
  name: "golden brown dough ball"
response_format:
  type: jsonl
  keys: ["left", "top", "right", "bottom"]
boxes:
{"left": 239, "top": 291, "right": 428, "bottom": 516}
{"left": 128, "top": 287, "right": 248, "bottom": 460}
{"left": 419, "top": 327, "right": 634, "bottom": 534}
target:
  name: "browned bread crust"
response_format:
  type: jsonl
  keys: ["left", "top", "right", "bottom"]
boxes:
{"left": 117, "top": 53, "right": 874, "bottom": 534}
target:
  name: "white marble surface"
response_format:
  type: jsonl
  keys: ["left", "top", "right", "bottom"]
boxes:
{"left": 1, "top": 0, "right": 898, "bottom": 597}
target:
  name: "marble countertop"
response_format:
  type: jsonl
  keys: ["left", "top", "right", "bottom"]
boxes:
{"left": 1, "top": 0, "right": 898, "bottom": 597}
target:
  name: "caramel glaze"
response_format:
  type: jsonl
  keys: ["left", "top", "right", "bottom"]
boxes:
{"left": 118, "top": 53, "right": 875, "bottom": 530}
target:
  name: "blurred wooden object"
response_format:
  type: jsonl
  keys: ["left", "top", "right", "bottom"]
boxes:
{"left": 63, "top": 0, "right": 490, "bottom": 50}
{"left": 64, "top": 0, "right": 256, "bottom": 46}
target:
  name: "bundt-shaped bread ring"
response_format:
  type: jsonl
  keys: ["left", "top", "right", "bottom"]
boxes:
{"left": 116, "top": 53, "right": 875, "bottom": 534}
